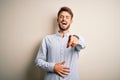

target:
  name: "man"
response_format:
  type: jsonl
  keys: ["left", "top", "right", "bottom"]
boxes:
{"left": 35, "top": 6, "right": 86, "bottom": 80}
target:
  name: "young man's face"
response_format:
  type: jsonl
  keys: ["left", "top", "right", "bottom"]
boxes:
{"left": 57, "top": 11, "right": 72, "bottom": 31}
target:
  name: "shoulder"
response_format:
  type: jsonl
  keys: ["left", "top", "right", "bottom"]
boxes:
{"left": 42, "top": 34, "right": 56, "bottom": 41}
{"left": 44, "top": 34, "right": 56, "bottom": 39}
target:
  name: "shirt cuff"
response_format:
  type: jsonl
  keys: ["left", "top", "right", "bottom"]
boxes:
{"left": 75, "top": 44, "right": 81, "bottom": 51}
{"left": 48, "top": 63, "right": 55, "bottom": 72}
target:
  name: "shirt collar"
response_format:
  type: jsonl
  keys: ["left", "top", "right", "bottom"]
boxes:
{"left": 56, "top": 31, "right": 70, "bottom": 38}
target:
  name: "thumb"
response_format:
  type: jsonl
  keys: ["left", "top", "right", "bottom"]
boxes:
{"left": 59, "top": 61, "right": 65, "bottom": 65}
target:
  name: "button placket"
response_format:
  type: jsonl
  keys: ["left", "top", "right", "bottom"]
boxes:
{"left": 60, "top": 38, "right": 65, "bottom": 62}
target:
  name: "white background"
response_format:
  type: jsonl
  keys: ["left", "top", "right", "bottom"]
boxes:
{"left": 0, "top": 0, "right": 120, "bottom": 80}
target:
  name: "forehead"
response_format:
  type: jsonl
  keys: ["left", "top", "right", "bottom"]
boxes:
{"left": 59, "top": 11, "right": 71, "bottom": 16}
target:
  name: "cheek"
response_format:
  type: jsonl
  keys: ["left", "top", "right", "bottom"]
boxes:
{"left": 57, "top": 20, "right": 60, "bottom": 24}
{"left": 67, "top": 20, "right": 71, "bottom": 24}
{"left": 69, "top": 20, "right": 72, "bottom": 23}
{"left": 57, "top": 19, "right": 62, "bottom": 23}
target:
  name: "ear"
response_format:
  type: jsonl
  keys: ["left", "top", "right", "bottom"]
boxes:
{"left": 57, "top": 18, "right": 59, "bottom": 23}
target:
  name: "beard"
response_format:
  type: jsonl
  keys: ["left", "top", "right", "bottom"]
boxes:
{"left": 58, "top": 24, "right": 70, "bottom": 31}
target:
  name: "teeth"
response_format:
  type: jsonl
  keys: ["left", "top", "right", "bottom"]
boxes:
{"left": 63, "top": 22, "right": 66, "bottom": 23}
{"left": 62, "top": 21, "right": 67, "bottom": 25}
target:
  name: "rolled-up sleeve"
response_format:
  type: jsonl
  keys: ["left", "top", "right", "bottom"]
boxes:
{"left": 35, "top": 37, "right": 55, "bottom": 72}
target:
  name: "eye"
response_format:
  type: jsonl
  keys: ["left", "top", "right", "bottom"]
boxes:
{"left": 59, "top": 15, "right": 64, "bottom": 18}
{"left": 66, "top": 16, "right": 70, "bottom": 19}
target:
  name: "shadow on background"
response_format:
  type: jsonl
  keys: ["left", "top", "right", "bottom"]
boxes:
{"left": 26, "top": 42, "right": 45, "bottom": 80}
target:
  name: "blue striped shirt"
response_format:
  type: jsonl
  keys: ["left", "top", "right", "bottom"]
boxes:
{"left": 35, "top": 32, "right": 86, "bottom": 80}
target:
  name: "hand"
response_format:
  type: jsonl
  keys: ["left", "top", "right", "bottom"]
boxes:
{"left": 54, "top": 61, "right": 70, "bottom": 78}
{"left": 67, "top": 35, "right": 79, "bottom": 48}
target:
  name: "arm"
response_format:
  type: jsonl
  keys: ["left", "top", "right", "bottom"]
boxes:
{"left": 35, "top": 37, "right": 55, "bottom": 72}
{"left": 35, "top": 37, "right": 70, "bottom": 77}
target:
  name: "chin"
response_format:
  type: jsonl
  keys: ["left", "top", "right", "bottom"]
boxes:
{"left": 62, "top": 26, "right": 67, "bottom": 29}
{"left": 58, "top": 24, "right": 70, "bottom": 31}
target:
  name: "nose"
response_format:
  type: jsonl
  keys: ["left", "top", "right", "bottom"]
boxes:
{"left": 63, "top": 17, "right": 66, "bottom": 20}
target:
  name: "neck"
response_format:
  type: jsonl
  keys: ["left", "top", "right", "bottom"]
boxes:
{"left": 58, "top": 29, "right": 69, "bottom": 37}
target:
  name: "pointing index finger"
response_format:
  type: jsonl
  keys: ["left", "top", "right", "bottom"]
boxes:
{"left": 67, "top": 35, "right": 72, "bottom": 48}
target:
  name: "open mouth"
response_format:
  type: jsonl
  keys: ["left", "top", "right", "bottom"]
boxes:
{"left": 61, "top": 21, "right": 67, "bottom": 25}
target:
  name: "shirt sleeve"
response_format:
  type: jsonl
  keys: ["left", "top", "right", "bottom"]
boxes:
{"left": 74, "top": 35, "right": 86, "bottom": 51}
{"left": 35, "top": 37, "right": 55, "bottom": 72}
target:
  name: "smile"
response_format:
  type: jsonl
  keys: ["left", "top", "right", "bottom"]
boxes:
{"left": 61, "top": 21, "right": 67, "bottom": 25}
